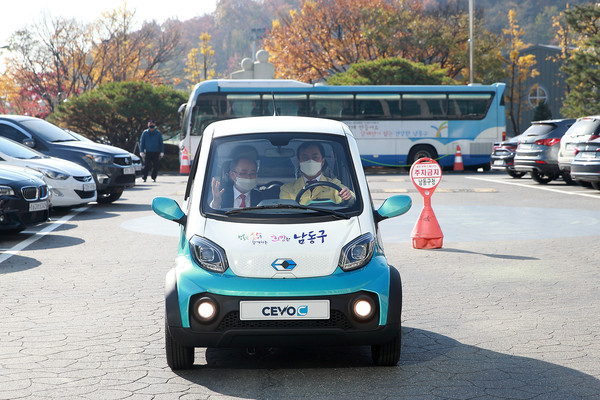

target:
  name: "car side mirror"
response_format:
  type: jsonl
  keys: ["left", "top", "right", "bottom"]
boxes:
{"left": 152, "top": 197, "right": 187, "bottom": 225}
{"left": 374, "top": 195, "right": 412, "bottom": 223}
{"left": 22, "top": 138, "right": 36, "bottom": 148}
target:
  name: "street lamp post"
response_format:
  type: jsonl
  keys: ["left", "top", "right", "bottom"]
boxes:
{"left": 468, "top": 0, "right": 474, "bottom": 85}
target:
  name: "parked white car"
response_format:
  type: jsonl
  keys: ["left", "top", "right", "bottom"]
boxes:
{"left": 0, "top": 136, "right": 97, "bottom": 207}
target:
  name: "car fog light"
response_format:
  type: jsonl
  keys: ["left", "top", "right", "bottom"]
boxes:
{"left": 51, "top": 188, "right": 64, "bottom": 197}
{"left": 351, "top": 296, "right": 375, "bottom": 321}
{"left": 193, "top": 297, "right": 218, "bottom": 323}
{"left": 96, "top": 174, "right": 110, "bottom": 184}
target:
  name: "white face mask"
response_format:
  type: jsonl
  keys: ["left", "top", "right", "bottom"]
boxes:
{"left": 235, "top": 177, "right": 257, "bottom": 193}
{"left": 300, "top": 160, "right": 322, "bottom": 177}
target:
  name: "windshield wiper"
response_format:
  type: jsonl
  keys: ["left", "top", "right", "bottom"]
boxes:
{"left": 225, "top": 204, "right": 350, "bottom": 219}
{"left": 51, "top": 139, "right": 77, "bottom": 143}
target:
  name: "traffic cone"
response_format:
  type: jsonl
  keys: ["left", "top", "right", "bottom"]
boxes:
{"left": 180, "top": 148, "right": 190, "bottom": 174}
{"left": 453, "top": 145, "right": 464, "bottom": 171}
{"left": 411, "top": 203, "right": 444, "bottom": 249}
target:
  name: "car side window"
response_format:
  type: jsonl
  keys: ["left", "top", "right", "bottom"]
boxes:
{"left": 0, "top": 123, "right": 28, "bottom": 143}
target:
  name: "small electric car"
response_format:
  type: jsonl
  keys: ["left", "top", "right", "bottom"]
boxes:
{"left": 153, "top": 116, "right": 412, "bottom": 369}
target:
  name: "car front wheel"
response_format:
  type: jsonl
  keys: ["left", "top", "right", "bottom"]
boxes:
{"left": 165, "top": 319, "right": 194, "bottom": 370}
{"left": 371, "top": 331, "right": 401, "bottom": 366}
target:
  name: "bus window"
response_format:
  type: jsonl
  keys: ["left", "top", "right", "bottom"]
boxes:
{"left": 191, "top": 95, "right": 222, "bottom": 136}
{"left": 225, "top": 94, "right": 261, "bottom": 117}
{"left": 268, "top": 94, "right": 307, "bottom": 116}
{"left": 356, "top": 94, "right": 399, "bottom": 119}
{"left": 308, "top": 94, "right": 354, "bottom": 119}
{"left": 401, "top": 94, "right": 446, "bottom": 119}
{"left": 448, "top": 93, "right": 493, "bottom": 119}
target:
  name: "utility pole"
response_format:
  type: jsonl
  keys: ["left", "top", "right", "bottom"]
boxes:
{"left": 469, "top": 0, "right": 474, "bottom": 84}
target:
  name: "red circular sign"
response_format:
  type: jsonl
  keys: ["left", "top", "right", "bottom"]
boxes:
{"left": 410, "top": 158, "right": 442, "bottom": 196}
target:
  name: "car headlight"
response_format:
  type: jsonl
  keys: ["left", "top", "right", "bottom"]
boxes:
{"left": 0, "top": 185, "right": 15, "bottom": 196}
{"left": 32, "top": 167, "right": 69, "bottom": 180}
{"left": 338, "top": 233, "right": 375, "bottom": 271}
{"left": 85, "top": 154, "right": 113, "bottom": 164}
{"left": 189, "top": 235, "right": 229, "bottom": 273}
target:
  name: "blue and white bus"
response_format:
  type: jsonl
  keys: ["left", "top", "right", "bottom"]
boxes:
{"left": 178, "top": 79, "right": 506, "bottom": 169}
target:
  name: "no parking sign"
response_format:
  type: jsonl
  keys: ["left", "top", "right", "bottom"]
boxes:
{"left": 409, "top": 158, "right": 444, "bottom": 249}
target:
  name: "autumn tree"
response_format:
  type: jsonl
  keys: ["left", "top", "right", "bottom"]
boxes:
{"left": 48, "top": 81, "right": 187, "bottom": 152}
{"left": 184, "top": 33, "right": 216, "bottom": 89}
{"left": 264, "top": 0, "right": 504, "bottom": 84}
{"left": 560, "top": 4, "right": 600, "bottom": 117}
{"left": 503, "top": 9, "right": 539, "bottom": 135}
{"left": 3, "top": 3, "right": 180, "bottom": 115}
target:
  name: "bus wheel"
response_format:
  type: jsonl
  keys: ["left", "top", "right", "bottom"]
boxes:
{"left": 408, "top": 145, "right": 438, "bottom": 165}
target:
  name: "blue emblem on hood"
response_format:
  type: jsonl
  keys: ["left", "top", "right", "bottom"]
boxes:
{"left": 271, "top": 258, "right": 297, "bottom": 271}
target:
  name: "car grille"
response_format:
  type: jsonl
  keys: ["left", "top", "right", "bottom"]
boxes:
{"left": 113, "top": 156, "right": 132, "bottom": 166}
{"left": 216, "top": 310, "right": 353, "bottom": 331}
{"left": 73, "top": 175, "right": 93, "bottom": 183}
{"left": 21, "top": 185, "right": 49, "bottom": 201}
{"left": 74, "top": 190, "right": 96, "bottom": 199}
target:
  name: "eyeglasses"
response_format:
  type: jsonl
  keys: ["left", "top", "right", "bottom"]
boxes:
{"left": 232, "top": 170, "right": 257, "bottom": 178}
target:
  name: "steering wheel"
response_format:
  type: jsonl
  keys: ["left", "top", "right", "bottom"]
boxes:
{"left": 262, "top": 180, "right": 284, "bottom": 191}
{"left": 295, "top": 181, "right": 345, "bottom": 205}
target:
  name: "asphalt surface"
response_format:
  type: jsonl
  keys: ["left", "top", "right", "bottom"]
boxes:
{"left": 1, "top": 171, "right": 599, "bottom": 399}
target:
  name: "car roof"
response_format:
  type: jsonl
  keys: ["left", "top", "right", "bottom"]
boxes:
{"left": 209, "top": 116, "right": 351, "bottom": 138}
{"left": 0, "top": 115, "right": 38, "bottom": 122}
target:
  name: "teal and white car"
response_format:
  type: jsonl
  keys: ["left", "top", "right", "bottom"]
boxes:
{"left": 153, "top": 116, "right": 411, "bottom": 369}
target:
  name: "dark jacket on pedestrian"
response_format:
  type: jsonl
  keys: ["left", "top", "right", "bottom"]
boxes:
{"left": 140, "top": 129, "right": 164, "bottom": 153}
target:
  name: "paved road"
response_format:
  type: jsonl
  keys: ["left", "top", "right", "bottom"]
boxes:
{"left": 1, "top": 171, "right": 599, "bottom": 399}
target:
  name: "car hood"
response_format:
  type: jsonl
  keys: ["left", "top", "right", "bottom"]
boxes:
{"left": 53, "top": 140, "right": 130, "bottom": 156}
{"left": 200, "top": 218, "right": 362, "bottom": 278}
{"left": 0, "top": 166, "right": 45, "bottom": 184}
{"left": 3, "top": 157, "right": 91, "bottom": 177}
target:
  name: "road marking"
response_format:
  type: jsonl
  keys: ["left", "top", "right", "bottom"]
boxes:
{"left": 467, "top": 177, "right": 600, "bottom": 199}
{"left": 0, "top": 206, "right": 89, "bottom": 264}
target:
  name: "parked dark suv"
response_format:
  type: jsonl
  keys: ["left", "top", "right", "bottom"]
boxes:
{"left": 0, "top": 116, "right": 135, "bottom": 203}
{"left": 513, "top": 118, "right": 576, "bottom": 184}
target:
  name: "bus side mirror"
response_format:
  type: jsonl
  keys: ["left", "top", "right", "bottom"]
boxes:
{"left": 374, "top": 195, "right": 412, "bottom": 223}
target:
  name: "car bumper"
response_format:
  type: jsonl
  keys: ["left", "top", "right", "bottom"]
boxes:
{"left": 48, "top": 178, "right": 97, "bottom": 207}
{"left": 570, "top": 162, "right": 600, "bottom": 182}
{"left": 93, "top": 165, "right": 136, "bottom": 194}
{"left": 514, "top": 158, "right": 560, "bottom": 175}
{"left": 0, "top": 198, "right": 50, "bottom": 230}
{"left": 165, "top": 255, "right": 402, "bottom": 348}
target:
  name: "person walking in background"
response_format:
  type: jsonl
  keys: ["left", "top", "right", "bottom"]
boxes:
{"left": 140, "top": 120, "right": 164, "bottom": 182}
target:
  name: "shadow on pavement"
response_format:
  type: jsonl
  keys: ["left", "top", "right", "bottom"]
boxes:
{"left": 0, "top": 254, "right": 41, "bottom": 274}
{"left": 174, "top": 327, "right": 599, "bottom": 399}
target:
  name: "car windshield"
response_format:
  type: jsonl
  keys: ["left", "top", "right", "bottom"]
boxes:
{"left": 20, "top": 119, "right": 78, "bottom": 143}
{"left": 201, "top": 132, "right": 362, "bottom": 221}
{"left": 0, "top": 137, "right": 45, "bottom": 159}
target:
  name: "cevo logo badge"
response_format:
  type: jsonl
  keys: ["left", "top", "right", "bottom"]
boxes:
{"left": 271, "top": 258, "right": 296, "bottom": 271}
{"left": 262, "top": 304, "right": 308, "bottom": 317}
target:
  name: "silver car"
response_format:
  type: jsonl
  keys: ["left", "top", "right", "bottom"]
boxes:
{"left": 558, "top": 116, "right": 600, "bottom": 183}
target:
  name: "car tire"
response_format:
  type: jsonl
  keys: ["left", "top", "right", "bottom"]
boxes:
{"left": 165, "top": 318, "right": 194, "bottom": 370}
{"left": 562, "top": 172, "right": 576, "bottom": 185}
{"left": 530, "top": 170, "right": 556, "bottom": 184}
{"left": 407, "top": 145, "right": 438, "bottom": 166}
{"left": 96, "top": 188, "right": 124, "bottom": 204}
{"left": 592, "top": 182, "right": 600, "bottom": 191}
{"left": 507, "top": 170, "right": 526, "bottom": 179}
{"left": 371, "top": 331, "right": 401, "bottom": 366}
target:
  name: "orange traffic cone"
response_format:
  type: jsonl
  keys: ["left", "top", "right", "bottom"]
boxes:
{"left": 411, "top": 203, "right": 444, "bottom": 249}
{"left": 180, "top": 148, "right": 190, "bottom": 174}
{"left": 453, "top": 145, "right": 464, "bottom": 171}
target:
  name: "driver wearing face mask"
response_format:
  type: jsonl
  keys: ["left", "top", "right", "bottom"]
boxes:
{"left": 211, "top": 156, "right": 265, "bottom": 209}
{"left": 280, "top": 142, "right": 354, "bottom": 205}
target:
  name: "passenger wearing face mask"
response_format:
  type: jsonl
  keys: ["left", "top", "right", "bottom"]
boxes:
{"left": 211, "top": 156, "right": 266, "bottom": 209}
{"left": 280, "top": 142, "right": 354, "bottom": 205}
